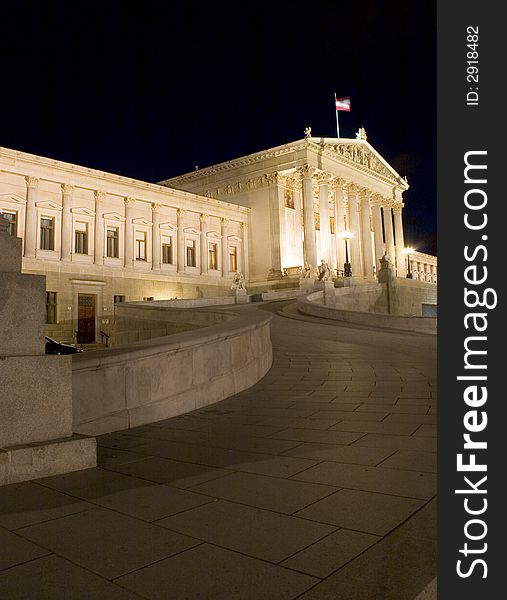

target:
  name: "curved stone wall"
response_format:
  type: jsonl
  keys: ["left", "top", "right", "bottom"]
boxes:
{"left": 72, "top": 307, "right": 272, "bottom": 435}
{"left": 299, "top": 290, "right": 436, "bottom": 335}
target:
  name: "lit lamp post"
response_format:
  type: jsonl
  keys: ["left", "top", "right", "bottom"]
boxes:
{"left": 402, "top": 247, "right": 415, "bottom": 279}
{"left": 339, "top": 230, "right": 353, "bottom": 277}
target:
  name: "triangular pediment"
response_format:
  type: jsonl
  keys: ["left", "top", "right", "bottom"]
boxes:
{"left": 103, "top": 211, "right": 125, "bottom": 222}
{"left": 0, "top": 192, "right": 26, "bottom": 204}
{"left": 227, "top": 235, "right": 242, "bottom": 243}
{"left": 133, "top": 217, "right": 153, "bottom": 226}
{"left": 36, "top": 200, "right": 62, "bottom": 211}
{"left": 309, "top": 138, "right": 408, "bottom": 189}
{"left": 184, "top": 226, "right": 200, "bottom": 235}
{"left": 159, "top": 221, "right": 177, "bottom": 231}
{"left": 207, "top": 230, "right": 222, "bottom": 239}
{"left": 71, "top": 206, "right": 96, "bottom": 216}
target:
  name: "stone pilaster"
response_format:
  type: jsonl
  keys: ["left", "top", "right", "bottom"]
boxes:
{"left": 94, "top": 191, "right": 106, "bottom": 265}
{"left": 61, "top": 184, "right": 73, "bottom": 262}
{"left": 333, "top": 179, "right": 346, "bottom": 273}
{"left": 200, "top": 213, "right": 208, "bottom": 274}
{"left": 24, "top": 176, "right": 39, "bottom": 258}
{"left": 124, "top": 198, "right": 134, "bottom": 268}
{"left": 152, "top": 203, "right": 162, "bottom": 270}
{"left": 221, "top": 217, "right": 229, "bottom": 276}
{"left": 241, "top": 221, "right": 249, "bottom": 279}
{"left": 177, "top": 208, "right": 185, "bottom": 272}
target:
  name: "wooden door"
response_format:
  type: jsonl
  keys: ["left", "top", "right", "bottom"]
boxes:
{"left": 77, "top": 294, "right": 96, "bottom": 343}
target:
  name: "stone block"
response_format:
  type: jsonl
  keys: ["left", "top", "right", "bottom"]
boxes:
{"left": 0, "top": 355, "right": 73, "bottom": 447}
{"left": 0, "top": 272, "right": 46, "bottom": 356}
{"left": 0, "top": 232, "right": 22, "bottom": 273}
{"left": 72, "top": 363, "right": 126, "bottom": 424}
{"left": 0, "top": 435, "right": 96, "bottom": 486}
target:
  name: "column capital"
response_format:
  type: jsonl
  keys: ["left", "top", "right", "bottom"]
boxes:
{"left": 151, "top": 202, "right": 163, "bottom": 213}
{"left": 297, "top": 164, "right": 315, "bottom": 179}
{"left": 370, "top": 193, "right": 383, "bottom": 207}
{"left": 220, "top": 217, "right": 230, "bottom": 227}
{"left": 25, "top": 176, "right": 39, "bottom": 189}
{"left": 392, "top": 203, "right": 404, "bottom": 214}
{"left": 347, "top": 183, "right": 360, "bottom": 196}
{"left": 199, "top": 212, "right": 209, "bottom": 223}
{"left": 330, "top": 176, "right": 346, "bottom": 188}
{"left": 61, "top": 184, "right": 74, "bottom": 195}
{"left": 240, "top": 221, "right": 248, "bottom": 231}
{"left": 357, "top": 187, "right": 371, "bottom": 200}
{"left": 124, "top": 197, "right": 135, "bottom": 207}
{"left": 94, "top": 190, "right": 107, "bottom": 202}
{"left": 316, "top": 172, "right": 332, "bottom": 186}
{"left": 176, "top": 207, "right": 185, "bottom": 218}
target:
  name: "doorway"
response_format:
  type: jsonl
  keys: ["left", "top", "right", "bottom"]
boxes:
{"left": 77, "top": 294, "right": 96, "bottom": 343}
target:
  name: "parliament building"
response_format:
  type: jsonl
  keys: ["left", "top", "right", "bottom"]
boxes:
{"left": 0, "top": 134, "right": 437, "bottom": 343}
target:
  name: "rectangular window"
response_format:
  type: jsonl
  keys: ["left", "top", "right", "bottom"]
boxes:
{"left": 208, "top": 243, "right": 218, "bottom": 270}
{"left": 107, "top": 227, "right": 119, "bottom": 258}
{"left": 186, "top": 240, "right": 196, "bottom": 267}
{"left": 40, "top": 217, "right": 54, "bottom": 250}
{"left": 162, "top": 239, "right": 173, "bottom": 264}
{"left": 143, "top": 296, "right": 154, "bottom": 302}
{"left": 2, "top": 211, "right": 17, "bottom": 236}
{"left": 46, "top": 291, "right": 57, "bottom": 324}
{"left": 330, "top": 216, "right": 335, "bottom": 234}
{"left": 74, "top": 222, "right": 88, "bottom": 254}
{"left": 229, "top": 246, "right": 238, "bottom": 272}
{"left": 135, "top": 231, "right": 146, "bottom": 261}
{"left": 114, "top": 295, "right": 125, "bottom": 304}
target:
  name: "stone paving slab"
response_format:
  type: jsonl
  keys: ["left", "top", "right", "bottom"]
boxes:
{"left": 116, "top": 543, "right": 319, "bottom": 600}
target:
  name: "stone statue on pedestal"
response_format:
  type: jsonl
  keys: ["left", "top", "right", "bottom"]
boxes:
{"left": 302, "top": 262, "right": 312, "bottom": 279}
{"left": 317, "top": 260, "right": 331, "bottom": 282}
{"left": 231, "top": 271, "right": 246, "bottom": 291}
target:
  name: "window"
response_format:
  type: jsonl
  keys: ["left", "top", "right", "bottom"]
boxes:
{"left": 74, "top": 222, "right": 88, "bottom": 254}
{"left": 114, "top": 295, "right": 125, "bottom": 304}
{"left": 143, "top": 296, "right": 154, "bottom": 301}
{"left": 284, "top": 189, "right": 295, "bottom": 209}
{"left": 2, "top": 212, "right": 17, "bottom": 236}
{"left": 208, "top": 243, "right": 218, "bottom": 270}
{"left": 186, "top": 240, "right": 196, "bottom": 267}
{"left": 135, "top": 231, "right": 146, "bottom": 261}
{"left": 330, "top": 216, "right": 335, "bottom": 234}
{"left": 107, "top": 227, "right": 119, "bottom": 258}
{"left": 162, "top": 239, "right": 173, "bottom": 264}
{"left": 46, "top": 291, "right": 57, "bottom": 324}
{"left": 40, "top": 217, "right": 54, "bottom": 250}
{"left": 229, "top": 246, "right": 238, "bottom": 272}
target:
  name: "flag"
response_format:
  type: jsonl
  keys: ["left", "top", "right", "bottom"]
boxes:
{"left": 335, "top": 97, "right": 351, "bottom": 112}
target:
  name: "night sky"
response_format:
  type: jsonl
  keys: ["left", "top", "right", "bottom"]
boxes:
{"left": 2, "top": 1, "right": 436, "bottom": 254}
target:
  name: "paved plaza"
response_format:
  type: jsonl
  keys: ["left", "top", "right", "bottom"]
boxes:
{"left": 0, "top": 301, "right": 437, "bottom": 599}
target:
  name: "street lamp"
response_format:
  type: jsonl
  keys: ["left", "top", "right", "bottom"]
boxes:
{"left": 339, "top": 230, "right": 353, "bottom": 277}
{"left": 402, "top": 247, "right": 415, "bottom": 279}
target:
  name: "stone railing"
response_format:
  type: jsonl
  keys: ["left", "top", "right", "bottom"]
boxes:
{"left": 72, "top": 307, "right": 272, "bottom": 435}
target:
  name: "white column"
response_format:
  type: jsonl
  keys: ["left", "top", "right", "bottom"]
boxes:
{"left": 333, "top": 180, "right": 346, "bottom": 272}
{"left": 293, "top": 185, "right": 304, "bottom": 266}
{"left": 300, "top": 164, "right": 317, "bottom": 268}
{"left": 347, "top": 186, "right": 363, "bottom": 276}
{"left": 177, "top": 208, "right": 185, "bottom": 272}
{"left": 241, "top": 221, "right": 249, "bottom": 279}
{"left": 124, "top": 198, "right": 134, "bottom": 268}
{"left": 371, "top": 197, "right": 385, "bottom": 274}
{"left": 94, "top": 191, "right": 105, "bottom": 265}
{"left": 318, "top": 175, "right": 331, "bottom": 264}
{"left": 359, "top": 191, "right": 374, "bottom": 279}
{"left": 24, "top": 176, "right": 39, "bottom": 258}
{"left": 267, "top": 172, "right": 282, "bottom": 276}
{"left": 393, "top": 204, "right": 407, "bottom": 277}
{"left": 152, "top": 203, "right": 161, "bottom": 270}
{"left": 221, "top": 218, "right": 229, "bottom": 276}
{"left": 61, "top": 184, "right": 73, "bottom": 261}
{"left": 200, "top": 213, "right": 208, "bottom": 274}
{"left": 383, "top": 205, "right": 396, "bottom": 265}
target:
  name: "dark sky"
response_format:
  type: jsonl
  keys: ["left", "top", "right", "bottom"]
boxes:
{"left": 2, "top": 1, "right": 436, "bottom": 254}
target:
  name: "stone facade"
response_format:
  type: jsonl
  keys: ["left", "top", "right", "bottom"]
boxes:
{"left": 162, "top": 135, "right": 438, "bottom": 284}
{"left": 0, "top": 146, "right": 249, "bottom": 342}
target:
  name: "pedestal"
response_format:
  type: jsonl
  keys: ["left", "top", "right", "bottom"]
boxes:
{"left": 235, "top": 289, "right": 249, "bottom": 304}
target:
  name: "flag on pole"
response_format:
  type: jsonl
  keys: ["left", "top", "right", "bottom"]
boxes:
{"left": 335, "top": 96, "right": 351, "bottom": 112}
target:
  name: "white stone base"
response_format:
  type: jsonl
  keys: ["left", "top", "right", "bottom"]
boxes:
{"left": 0, "top": 435, "right": 97, "bottom": 486}
{"left": 234, "top": 289, "right": 249, "bottom": 304}
{"left": 299, "top": 277, "right": 315, "bottom": 293}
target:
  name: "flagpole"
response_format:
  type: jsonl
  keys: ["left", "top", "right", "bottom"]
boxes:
{"left": 334, "top": 93, "right": 340, "bottom": 138}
